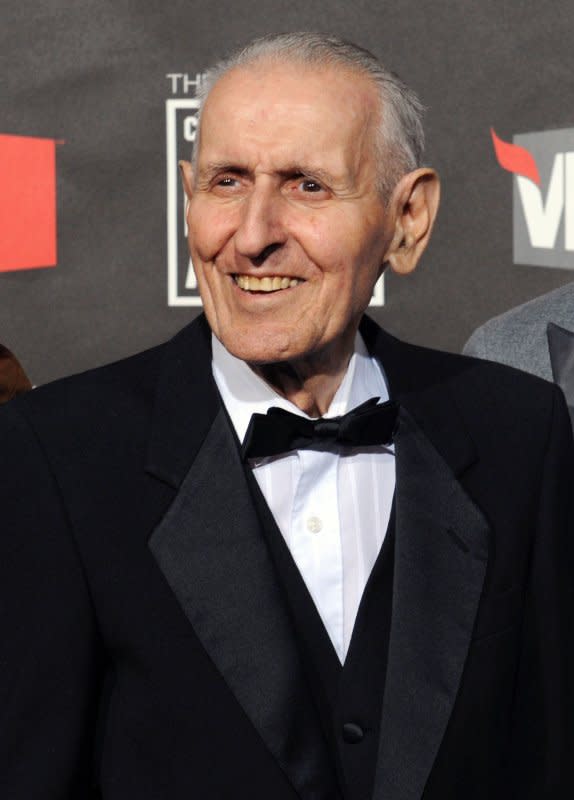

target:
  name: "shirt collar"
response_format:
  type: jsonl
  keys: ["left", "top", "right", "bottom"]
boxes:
{"left": 212, "top": 332, "right": 389, "bottom": 445}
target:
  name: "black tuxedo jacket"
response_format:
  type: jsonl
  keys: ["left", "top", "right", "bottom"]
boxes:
{"left": 0, "top": 315, "right": 572, "bottom": 799}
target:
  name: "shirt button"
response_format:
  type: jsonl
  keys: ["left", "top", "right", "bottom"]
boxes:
{"left": 342, "top": 722, "right": 364, "bottom": 744}
{"left": 306, "top": 515, "right": 323, "bottom": 533}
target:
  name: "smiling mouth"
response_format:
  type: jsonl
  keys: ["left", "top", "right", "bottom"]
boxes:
{"left": 233, "top": 275, "right": 303, "bottom": 292}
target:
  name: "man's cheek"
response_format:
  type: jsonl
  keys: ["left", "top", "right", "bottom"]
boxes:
{"left": 189, "top": 225, "right": 215, "bottom": 263}
{"left": 189, "top": 212, "right": 231, "bottom": 263}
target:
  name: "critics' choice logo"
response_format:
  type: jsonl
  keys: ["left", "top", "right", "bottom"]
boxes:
{"left": 492, "top": 127, "right": 574, "bottom": 269}
{"left": 165, "top": 73, "right": 385, "bottom": 307}
{"left": 0, "top": 133, "right": 60, "bottom": 273}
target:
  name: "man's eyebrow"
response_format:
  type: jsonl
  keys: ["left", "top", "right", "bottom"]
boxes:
{"left": 195, "top": 162, "right": 249, "bottom": 184}
{"left": 196, "top": 162, "right": 338, "bottom": 186}
{"left": 278, "top": 165, "right": 337, "bottom": 185}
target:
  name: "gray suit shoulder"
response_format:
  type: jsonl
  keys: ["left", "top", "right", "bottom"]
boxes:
{"left": 463, "top": 282, "right": 574, "bottom": 381}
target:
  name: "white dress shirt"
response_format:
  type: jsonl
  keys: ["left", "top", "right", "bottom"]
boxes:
{"left": 212, "top": 333, "right": 396, "bottom": 663}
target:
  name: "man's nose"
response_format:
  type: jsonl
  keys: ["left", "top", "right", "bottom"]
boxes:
{"left": 234, "top": 184, "right": 287, "bottom": 263}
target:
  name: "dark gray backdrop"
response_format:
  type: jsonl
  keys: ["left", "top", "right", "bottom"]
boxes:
{"left": 2, "top": 0, "right": 574, "bottom": 385}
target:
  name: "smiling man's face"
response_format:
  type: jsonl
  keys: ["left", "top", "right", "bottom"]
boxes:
{"left": 183, "top": 61, "right": 395, "bottom": 368}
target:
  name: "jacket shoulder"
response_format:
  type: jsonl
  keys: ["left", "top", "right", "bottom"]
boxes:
{"left": 365, "top": 316, "right": 555, "bottom": 404}
{"left": 365, "top": 318, "right": 563, "bottom": 456}
{"left": 3, "top": 315, "right": 210, "bottom": 436}
{"left": 6, "top": 340, "right": 165, "bottom": 434}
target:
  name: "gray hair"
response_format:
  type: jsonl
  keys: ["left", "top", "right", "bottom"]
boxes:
{"left": 193, "top": 32, "right": 425, "bottom": 199}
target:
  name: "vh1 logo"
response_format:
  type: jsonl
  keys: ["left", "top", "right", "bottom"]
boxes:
{"left": 492, "top": 127, "right": 574, "bottom": 269}
{"left": 0, "top": 133, "right": 59, "bottom": 272}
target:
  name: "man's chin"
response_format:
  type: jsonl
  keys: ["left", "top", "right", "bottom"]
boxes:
{"left": 222, "top": 342, "right": 297, "bottom": 367}
{"left": 216, "top": 328, "right": 309, "bottom": 367}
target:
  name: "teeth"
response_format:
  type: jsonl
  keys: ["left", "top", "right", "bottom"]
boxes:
{"left": 234, "top": 275, "right": 301, "bottom": 292}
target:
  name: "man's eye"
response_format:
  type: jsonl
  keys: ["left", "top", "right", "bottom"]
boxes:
{"left": 216, "top": 177, "right": 237, "bottom": 187}
{"left": 300, "top": 179, "right": 324, "bottom": 193}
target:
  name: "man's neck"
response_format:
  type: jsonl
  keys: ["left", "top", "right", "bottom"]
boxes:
{"left": 249, "top": 337, "right": 355, "bottom": 417}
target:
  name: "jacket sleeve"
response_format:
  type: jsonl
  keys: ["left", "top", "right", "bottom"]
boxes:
{"left": 504, "top": 383, "right": 574, "bottom": 798}
{"left": 0, "top": 404, "right": 103, "bottom": 798}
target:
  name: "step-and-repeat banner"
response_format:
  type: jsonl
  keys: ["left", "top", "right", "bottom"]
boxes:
{"left": 2, "top": 0, "right": 574, "bottom": 385}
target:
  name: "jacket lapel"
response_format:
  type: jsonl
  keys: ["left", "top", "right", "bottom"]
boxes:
{"left": 372, "top": 406, "right": 489, "bottom": 800}
{"left": 547, "top": 321, "right": 574, "bottom": 428}
{"left": 145, "top": 316, "right": 336, "bottom": 800}
{"left": 361, "top": 318, "right": 490, "bottom": 800}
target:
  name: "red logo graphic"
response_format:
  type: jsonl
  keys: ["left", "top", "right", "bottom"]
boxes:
{"left": 0, "top": 134, "right": 59, "bottom": 272}
{"left": 490, "top": 128, "right": 541, "bottom": 185}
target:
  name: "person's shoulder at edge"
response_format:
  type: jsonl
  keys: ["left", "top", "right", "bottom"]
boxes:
{"left": 0, "top": 343, "right": 32, "bottom": 403}
{"left": 463, "top": 281, "right": 574, "bottom": 380}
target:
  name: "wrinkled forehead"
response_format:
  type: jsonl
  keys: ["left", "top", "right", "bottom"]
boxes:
{"left": 204, "top": 57, "right": 380, "bottom": 113}
{"left": 197, "top": 61, "right": 381, "bottom": 172}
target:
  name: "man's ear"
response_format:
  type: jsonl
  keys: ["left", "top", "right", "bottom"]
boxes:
{"left": 179, "top": 160, "right": 194, "bottom": 202}
{"left": 383, "top": 167, "right": 440, "bottom": 275}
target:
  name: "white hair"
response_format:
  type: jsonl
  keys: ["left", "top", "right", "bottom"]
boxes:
{"left": 192, "top": 32, "right": 425, "bottom": 199}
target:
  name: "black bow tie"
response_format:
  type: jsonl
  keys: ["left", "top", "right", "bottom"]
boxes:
{"left": 241, "top": 397, "right": 398, "bottom": 460}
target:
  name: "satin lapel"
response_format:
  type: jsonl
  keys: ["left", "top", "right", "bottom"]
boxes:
{"left": 146, "top": 318, "right": 334, "bottom": 800}
{"left": 372, "top": 407, "right": 489, "bottom": 800}
{"left": 547, "top": 322, "right": 574, "bottom": 428}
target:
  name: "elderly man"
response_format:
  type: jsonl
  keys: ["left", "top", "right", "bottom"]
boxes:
{"left": 0, "top": 33, "right": 572, "bottom": 800}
